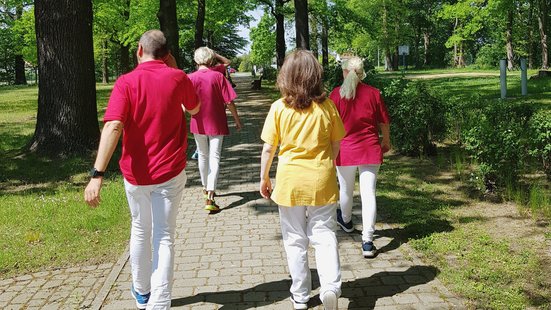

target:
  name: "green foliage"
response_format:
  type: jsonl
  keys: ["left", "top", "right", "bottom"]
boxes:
{"left": 463, "top": 100, "right": 534, "bottom": 191}
{"left": 381, "top": 79, "right": 447, "bottom": 156}
{"left": 528, "top": 109, "right": 551, "bottom": 179}
{"left": 238, "top": 54, "right": 253, "bottom": 72}
{"left": 249, "top": 11, "right": 276, "bottom": 66}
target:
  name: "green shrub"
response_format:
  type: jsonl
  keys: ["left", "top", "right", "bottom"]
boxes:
{"left": 463, "top": 100, "right": 534, "bottom": 191}
{"left": 382, "top": 79, "right": 447, "bottom": 156}
{"left": 474, "top": 43, "right": 503, "bottom": 69}
{"left": 262, "top": 66, "right": 277, "bottom": 80}
{"left": 528, "top": 109, "right": 551, "bottom": 179}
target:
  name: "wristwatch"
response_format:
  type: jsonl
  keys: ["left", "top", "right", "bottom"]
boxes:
{"left": 89, "top": 168, "right": 105, "bottom": 178}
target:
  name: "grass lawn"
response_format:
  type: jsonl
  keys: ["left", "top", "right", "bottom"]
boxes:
{"left": 0, "top": 84, "right": 130, "bottom": 278}
{"left": 377, "top": 152, "right": 550, "bottom": 309}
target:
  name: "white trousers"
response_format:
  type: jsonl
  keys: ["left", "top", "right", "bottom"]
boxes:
{"left": 194, "top": 134, "right": 224, "bottom": 192}
{"left": 336, "top": 164, "right": 380, "bottom": 242}
{"left": 124, "top": 169, "right": 187, "bottom": 310}
{"left": 278, "top": 204, "right": 342, "bottom": 303}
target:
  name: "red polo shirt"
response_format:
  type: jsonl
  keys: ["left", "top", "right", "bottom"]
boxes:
{"left": 330, "top": 83, "right": 390, "bottom": 166}
{"left": 104, "top": 60, "right": 198, "bottom": 185}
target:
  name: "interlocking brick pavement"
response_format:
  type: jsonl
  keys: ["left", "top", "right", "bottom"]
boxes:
{"left": 0, "top": 75, "right": 466, "bottom": 310}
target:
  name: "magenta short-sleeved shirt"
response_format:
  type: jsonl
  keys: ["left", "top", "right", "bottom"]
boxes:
{"left": 329, "top": 83, "right": 391, "bottom": 166}
{"left": 104, "top": 60, "right": 198, "bottom": 185}
{"left": 188, "top": 68, "right": 237, "bottom": 135}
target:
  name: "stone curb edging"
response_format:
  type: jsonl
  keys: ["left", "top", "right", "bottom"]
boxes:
{"left": 89, "top": 245, "right": 130, "bottom": 310}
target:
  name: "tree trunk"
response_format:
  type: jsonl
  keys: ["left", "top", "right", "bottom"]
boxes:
{"left": 14, "top": 5, "right": 27, "bottom": 85}
{"left": 14, "top": 55, "right": 27, "bottom": 85}
{"left": 321, "top": 16, "right": 329, "bottom": 68}
{"left": 102, "top": 40, "right": 109, "bottom": 84}
{"left": 529, "top": 0, "right": 535, "bottom": 69}
{"left": 310, "top": 15, "right": 319, "bottom": 58}
{"left": 458, "top": 43, "right": 466, "bottom": 67}
{"left": 506, "top": 8, "right": 515, "bottom": 70}
{"left": 194, "top": 0, "right": 206, "bottom": 49}
{"left": 294, "top": 0, "right": 309, "bottom": 49}
{"left": 120, "top": 0, "right": 131, "bottom": 74}
{"left": 158, "top": 0, "right": 181, "bottom": 68}
{"left": 393, "top": 47, "right": 399, "bottom": 71}
{"left": 275, "top": 4, "right": 286, "bottom": 68}
{"left": 120, "top": 44, "right": 130, "bottom": 74}
{"left": 423, "top": 31, "right": 430, "bottom": 66}
{"left": 538, "top": 0, "right": 549, "bottom": 69}
{"left": 384, "top": 49, "right": 392, "bottom": 71}
{"left": 31, "top": 0, "right": 99, "bottom": 156}
{"left": 382, "top": 3, "right": 392, "bottom": 71}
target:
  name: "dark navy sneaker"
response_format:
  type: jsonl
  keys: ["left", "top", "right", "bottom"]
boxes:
{"left": 290, "top": 296, "right": 308, "bottom": 310}
{"left": 130, "top": 285, "right": 150, "bottom": 309}
{"left": 336, "top": 209, "right": 354, "bottom": 233}
{"left": 362, "top": 241, "right": 377, "bottom": 258}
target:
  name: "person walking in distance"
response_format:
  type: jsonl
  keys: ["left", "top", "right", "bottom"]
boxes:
{"left": 329, "top": 56, "right": 391, "bottom": 258}
{"left": 189, "top": 46, "right": 242, "bottom": 212}
{"left": 84, "top": 30, "right": 200, "bottom": 309}
{"left": 260, "top": 50, "right": 345, "bottom": 310}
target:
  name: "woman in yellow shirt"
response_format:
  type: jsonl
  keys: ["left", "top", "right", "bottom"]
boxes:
{"left": 259, "top": 50, "right": 346, "bottom": 310}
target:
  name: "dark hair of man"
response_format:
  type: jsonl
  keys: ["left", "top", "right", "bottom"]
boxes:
{"left": 276, "top": 49, "right": 326, "bottom": 109}
{"left": 139, "top": 30, "right": 169, "bottom": 59}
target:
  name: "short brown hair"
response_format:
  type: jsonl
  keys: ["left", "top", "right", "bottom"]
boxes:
{"left": 277, "top": 49, "right": 326, "bottom": 109}
{"left": 139, "top": 30, "right": 169, "bottom": 59}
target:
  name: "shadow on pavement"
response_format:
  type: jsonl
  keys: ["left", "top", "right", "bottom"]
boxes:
{"left": 171, "top": 266, "right": 438, "bottom": 309}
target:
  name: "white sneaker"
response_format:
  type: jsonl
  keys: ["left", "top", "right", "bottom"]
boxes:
{"left": 289, "top": 296, "right": 308, "bottom": 310}
{"left": 321, "top": 291, "right": 338, "bottom": 310}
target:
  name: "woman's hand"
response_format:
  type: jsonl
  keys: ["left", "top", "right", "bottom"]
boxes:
{"left": 260, "top": 178, "right": 272, "bottom": 199}
{"left": 381, "top": 138, "right": 391, "bottom": 154}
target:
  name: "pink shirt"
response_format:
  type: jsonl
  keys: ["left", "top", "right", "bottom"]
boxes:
{"left": 329, "top": 83, "right": 390, "bottom": 166}
{"left": 104, "top": 60, "right": 198, "bottom": 185}
{"left": 188, "top": 68, "right": 237, "bottom": 135}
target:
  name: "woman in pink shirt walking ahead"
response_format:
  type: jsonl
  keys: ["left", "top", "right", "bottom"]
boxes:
{"left": 329, "top": 56, "right": 391, "bottom": 258}
{"left": 189, "top": 47, "right": 243, "bottom": 212}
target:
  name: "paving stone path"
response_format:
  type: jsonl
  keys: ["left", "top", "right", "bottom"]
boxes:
{"left": 0, "top": 75, "right": 466, "bottom": 310}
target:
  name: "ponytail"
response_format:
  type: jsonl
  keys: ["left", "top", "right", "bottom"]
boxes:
{"left": 339, "top": 56, "right": 366, "bottom": 100}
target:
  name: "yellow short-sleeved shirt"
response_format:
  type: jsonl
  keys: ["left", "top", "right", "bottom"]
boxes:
{"left": 261, "top": 98, "right": 346, "bottom": 207}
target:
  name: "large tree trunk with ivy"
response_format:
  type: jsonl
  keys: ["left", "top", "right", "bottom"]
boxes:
{"left": 31, "top": 0, "right": 99, "bottom": 156}
{"left": 158, "top": 0, "right": 181, "bottom": 68}
{"left": 294, "top": 0, "right": 309, "bottom": 49}
{"left": 14, "top": 5, "right": 26, "bottom": 85}
{"left": 194, "top": 0, "right": 206, "bottom": 49}
{"left": 538, "top": 0, "right": 549, "bottom": 69}
{"left": 506, "top": 8, "right": 514, "bottom": 70}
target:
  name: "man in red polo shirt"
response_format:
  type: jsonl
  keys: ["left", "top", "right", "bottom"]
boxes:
{"left": 84, "top": 30, "right": 200, "bottom": 310}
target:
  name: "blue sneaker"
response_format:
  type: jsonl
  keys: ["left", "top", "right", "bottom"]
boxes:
{"left": 130, "top": 285, "right": 150, "bottom": 309}
{"left": 336, "top": 209, "right": 354, "bottom": 233}
{"left": 362, "top": 241, "right": 377, "bottom": 258}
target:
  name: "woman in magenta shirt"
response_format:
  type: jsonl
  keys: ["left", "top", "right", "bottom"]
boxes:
{"left": 329, "top": 56, "right": 391, "bottom": 258}
{"left": 189, "top": 47, "right": 243, "bottom": 212}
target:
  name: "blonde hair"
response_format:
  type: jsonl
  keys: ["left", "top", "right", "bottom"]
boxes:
{"left": 339, "top": 56, "right": 366, "bottom": 100}
{"left": 277, "top": 49, "right": 326, "bottom": 109}
{"left": 194, "top": 46, "right": 216, "bottom": 67}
